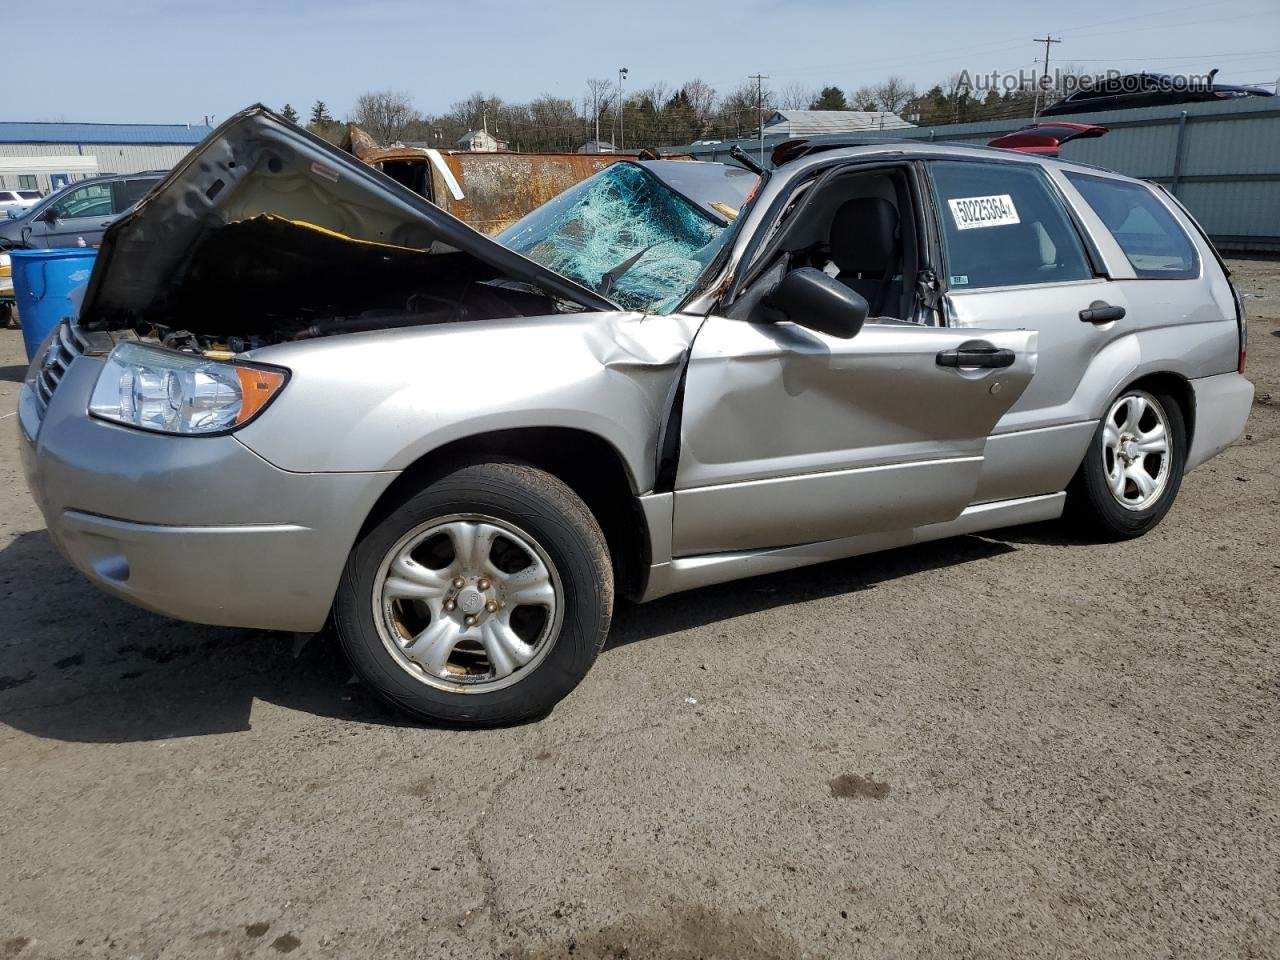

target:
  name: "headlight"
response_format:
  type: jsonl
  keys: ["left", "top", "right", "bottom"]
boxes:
{"left": 89, "top": 341, "right": 288, "bottom": 435}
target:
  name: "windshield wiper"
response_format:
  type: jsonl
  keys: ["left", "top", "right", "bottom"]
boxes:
{"left": 599, "top": 243, "right": 658, "bottom": 297}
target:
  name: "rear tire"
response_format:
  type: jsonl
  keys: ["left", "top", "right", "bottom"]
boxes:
{"left": 1068, "top": 387, "right": 1186, "bottom": 539}
{"left": 333, "top": 460, "right": 613, "bottom": 726}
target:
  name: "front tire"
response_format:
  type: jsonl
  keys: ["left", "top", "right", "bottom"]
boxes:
{"left": 334, "top": 461, "right": 613, "bottom": 726}
{"left": 1069, "top": 387, "right": 1186, "bottom": 539}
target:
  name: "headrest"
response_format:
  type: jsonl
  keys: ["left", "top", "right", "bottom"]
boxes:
{"left": 829, "top": 197, "right": 899, "bottom": 275}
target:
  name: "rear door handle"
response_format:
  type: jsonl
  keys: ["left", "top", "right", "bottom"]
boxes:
{"left": 936, "top": 340, "right": 1016, "bottom": 369}
{"left": 1079, "top": 300, "right": 1125, "bottom": 324}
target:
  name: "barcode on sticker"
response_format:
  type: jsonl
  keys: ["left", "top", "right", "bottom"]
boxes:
{"left": 948, "top": 194, "right": 1019, "bottom": 230}
{"left": 310, "top": 161, "right": 339, "bottom": 183}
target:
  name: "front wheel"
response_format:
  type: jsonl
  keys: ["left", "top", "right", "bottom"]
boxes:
{"left": 1069, "top": 388, "right": 1186, "bottom": 539}
{"left": 333, "top": 461, "right": 613, "bottom": 726}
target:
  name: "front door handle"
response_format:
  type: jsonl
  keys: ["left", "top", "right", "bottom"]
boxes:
{"left": 936, "top": 340, "right": 1016, "bottom": 369}
{"left": 1079, "top": 300, "right": 1125, "bottom": 324}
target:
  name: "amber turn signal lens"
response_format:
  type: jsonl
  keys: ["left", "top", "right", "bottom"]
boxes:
{"left": 233, "top": 366, "right": 287, "bottom": 424}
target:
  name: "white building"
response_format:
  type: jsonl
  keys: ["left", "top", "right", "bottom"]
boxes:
{"left": 0, "top": 121, "right": 213, "bottom": 194}
{"left": 761, "top": 110, "right": 915, "bottom": 137}
{"left": 456, "top": 129, "right": 509, "bottom": 152}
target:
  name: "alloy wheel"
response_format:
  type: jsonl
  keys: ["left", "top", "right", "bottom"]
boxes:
{"left": 1101, "top": 391, "right": 1171, "bottom": 511}
{"left": 371, "top": 514, "right": 564, "bottom": 693}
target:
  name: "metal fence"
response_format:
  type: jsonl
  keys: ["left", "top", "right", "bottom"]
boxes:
{"left": 673, "top": 96, "right": 1280, "bottom": 253}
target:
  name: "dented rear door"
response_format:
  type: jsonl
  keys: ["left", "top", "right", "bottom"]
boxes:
{"left": 670, "top": 318, "right": 1038, "bottom": 556}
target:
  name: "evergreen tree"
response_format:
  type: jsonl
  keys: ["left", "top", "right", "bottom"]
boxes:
{"left": 810, "top": 86, "right": 847, "bottom": 111}
{"left": 310, "top": 100, "right": 334, "bottom": 125}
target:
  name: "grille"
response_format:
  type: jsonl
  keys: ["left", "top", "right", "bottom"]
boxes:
{"left": 32, "top": 320, "right": 87, "bottom": 419}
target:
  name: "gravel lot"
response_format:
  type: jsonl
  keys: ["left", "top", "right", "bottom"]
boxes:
{"left": 2, "top": 259, "right": 1277, "bottom": 960}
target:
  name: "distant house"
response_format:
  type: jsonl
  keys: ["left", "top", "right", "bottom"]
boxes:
{"left": 577, "top": 139, "right": 616, "bottom": 154}
{"left": 761, "top": 110, "right": 915, "bottom": 137}
{"left": 457, "top": 129, "right": 508, "bottom": 152}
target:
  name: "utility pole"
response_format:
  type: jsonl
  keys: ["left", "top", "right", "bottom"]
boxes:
{"left": 1031, "top": 35, "right": 1061, "bottom": 119}
{"left": 617, "top": 66, "right": 629, "bottom": 150}
{"left": 749, "top": 72, "right": 769, "bottom": 167}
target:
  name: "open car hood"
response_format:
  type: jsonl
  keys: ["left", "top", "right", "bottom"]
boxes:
{"left": 79, "top": 105, "right": 618, "bottom": 332}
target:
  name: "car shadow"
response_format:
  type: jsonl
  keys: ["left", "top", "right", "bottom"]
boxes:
{"left": 0, "top": 363, "right": 27, "bottom": 383}
{"left": 0, "top": 529, "right": 409, "bottom": 743}
{"left": 976, "top": 518, "right": 1107, "bottom": 548}
{"left": 606, "top": 533, "right": 1015, "bottom": 649}
{"left": 0, "top": 527, "right": 1017, "bottom": 743}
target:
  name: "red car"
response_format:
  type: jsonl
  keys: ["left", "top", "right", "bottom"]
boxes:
{"left": 988, "top": 122, "right": 1109, "bottom": 157}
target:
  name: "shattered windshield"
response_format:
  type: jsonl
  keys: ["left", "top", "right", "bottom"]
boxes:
{"left": 495, "top": 162, "right": 739, "bottom": 315}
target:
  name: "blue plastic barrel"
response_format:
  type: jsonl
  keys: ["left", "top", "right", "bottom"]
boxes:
{"left": 11, "top": 248, "right": 98, "bottom": 361}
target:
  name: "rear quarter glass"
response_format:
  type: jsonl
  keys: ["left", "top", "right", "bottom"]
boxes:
{"left": 1063, "top": 172, "right": 1199, "bottom": 280}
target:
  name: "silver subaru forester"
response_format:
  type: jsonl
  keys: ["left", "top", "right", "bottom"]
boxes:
{"left": 18, "top": 107, "right": 1252, "bottom": 725}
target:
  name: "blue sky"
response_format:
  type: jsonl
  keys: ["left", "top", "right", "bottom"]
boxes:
{"left": 7, "top": 0, "right": 1279, "bottom": 124}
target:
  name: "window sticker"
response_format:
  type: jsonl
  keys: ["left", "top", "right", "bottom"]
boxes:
{"left": 950, "top": 275, "right": 969, "bottom": 286}
{"left": 947, "top": 194, "right": 1020, "bottom": 230}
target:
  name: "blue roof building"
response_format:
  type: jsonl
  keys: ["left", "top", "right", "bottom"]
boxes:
{"left": 0, "top": 120, "right": 214, "bottom": 193}
{"left": 0, "top": 122, "right": 213, "bottom": 145}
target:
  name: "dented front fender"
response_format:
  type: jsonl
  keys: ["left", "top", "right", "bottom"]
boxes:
{"left": 235, "top": 310, "right": 701, "bottom": 489}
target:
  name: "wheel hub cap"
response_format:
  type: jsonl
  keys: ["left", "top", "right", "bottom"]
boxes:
{"left": 456, "top": 587, "right": 486, "bottom": 615}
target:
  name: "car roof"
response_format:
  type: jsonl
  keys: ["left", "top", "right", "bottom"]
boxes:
{"left": 752, "top": 137, "right": 1144, "bottom": 186}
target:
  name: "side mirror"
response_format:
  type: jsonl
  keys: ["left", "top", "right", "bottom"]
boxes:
{"left": 763, "top": 267, "right": 868, "bottom": 339}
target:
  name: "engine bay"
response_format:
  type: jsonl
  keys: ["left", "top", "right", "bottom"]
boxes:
{"left": 108, "top": 215, "right": 565, "bottom": 356}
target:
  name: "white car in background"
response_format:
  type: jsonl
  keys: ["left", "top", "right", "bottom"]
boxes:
{"left": 0, "top": 189, "right": 42, "bottom": 216}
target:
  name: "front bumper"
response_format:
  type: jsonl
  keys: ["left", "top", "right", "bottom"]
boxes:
{"left": 18, "top": 348, "right": 397, "bottom": 632}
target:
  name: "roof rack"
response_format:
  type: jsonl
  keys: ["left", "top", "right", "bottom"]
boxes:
{"left": 770, "top": 137, "right": 913, "bottom": 167}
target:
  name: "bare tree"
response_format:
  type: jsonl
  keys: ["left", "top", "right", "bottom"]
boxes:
{"left": 942, "top": 72, "right": 970, "bottom": 122}
{"left": 352, "top": 89, "right": 418, "bottom": 145}
{"left": 642, "top": 81, "right": 671, "bottom": 113}
{"left": 871, "top": 76, "right": 917, "bottom": 114}
{"left": 848, "top": 85, "right": 879, "bottom": 110}
{"left": 779, "top": 81, "right": 816, "bottom": 111}
{"left": 448, "top": 92, "right": 504, "bottom": 133}
{"left": 682, "top": 78, "right": 718, "bottom": 124}
{"left": 583, "top": 77, "right": 613, "bottom": 144}
{"left": 717, "top": 80, "right": 775, "bottom": 138}
{"left": 528, "top": 94, "right": 579, "bottom": 151}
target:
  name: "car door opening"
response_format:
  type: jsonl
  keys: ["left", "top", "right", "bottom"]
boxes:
{"left": 733, "top": 165, "right": 925, "bottom": 325}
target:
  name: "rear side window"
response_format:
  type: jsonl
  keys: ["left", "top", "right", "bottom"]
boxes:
{"left": 1065, "top": 173, "right": 1199, "bottom": 279}
{"left": 929, "top": 160, "right": 1092, "bottom": 289}
{"left": 112, "top": 178, "right": 156, "bottom": 213}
